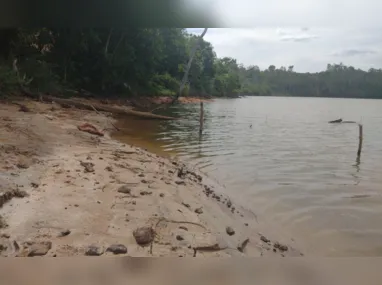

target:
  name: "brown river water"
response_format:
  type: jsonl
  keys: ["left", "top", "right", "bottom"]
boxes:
{"left": 113, "top": 96, "right": 382, "bottom": 257}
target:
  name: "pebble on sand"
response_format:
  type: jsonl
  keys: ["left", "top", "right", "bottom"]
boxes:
{"left": 194, "top": 207, "right": 203, "bottom": 214}
{"left": 117, "top": 185, "right": 131, "bottom": 194}
{"left": 106, "top": 244, "right": 127, "bottom": 255}
{"left": 85, "top": 245, "right": 104, "bottom": 256}
{"left": 260, "top": 236, "right": 271, "bottom": 244}
{"left": 226, "top": 226, "right": 235, "bottom": 236}
{"left": 176, "top": 235, "right": 184, "bottom": 241}
{"left": 58, "top": 229, "right": 71, "bottom": 237}
{"left": 133, "top": 227, "right": 155, "bottom": 245}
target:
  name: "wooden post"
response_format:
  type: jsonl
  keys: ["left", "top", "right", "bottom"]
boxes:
{"left": 199, "top": 102, "right": 204, "bottom": 134}
{"left": 357, "top": 124, "right": 363, "bottom": 158}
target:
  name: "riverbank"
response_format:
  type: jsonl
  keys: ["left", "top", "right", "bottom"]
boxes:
{"left": 0, "top": 98, "right": 303, "bottom": 257}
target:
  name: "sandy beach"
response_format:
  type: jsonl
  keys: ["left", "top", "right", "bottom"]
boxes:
{"left": 0, "top": 98, "right": 303, "bottom": 257}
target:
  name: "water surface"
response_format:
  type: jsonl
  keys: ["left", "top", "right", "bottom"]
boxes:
{"left": 114, "top": 97, "right": 382, "bottom": 256}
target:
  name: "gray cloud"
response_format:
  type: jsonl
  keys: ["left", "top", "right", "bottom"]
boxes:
{"left": 280, "top": 34, "right": 319, "bottom": 42}
{"left": 186, "top": 0, "right": 382, "bottom": 72}
{"left": 331, "top": 49, "right": 377, "bottom": 57}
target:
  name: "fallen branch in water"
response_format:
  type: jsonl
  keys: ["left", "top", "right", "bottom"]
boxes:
{"left": 20, "top": 88, "right": 177, "bottom": 120}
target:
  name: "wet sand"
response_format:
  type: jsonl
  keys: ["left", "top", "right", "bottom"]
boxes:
{"left": 0, "top": 99, "right": 303, "bottom": 257}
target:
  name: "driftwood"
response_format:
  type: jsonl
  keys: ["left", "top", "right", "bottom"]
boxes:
{"left": 357, "top": 124, "right": 363, "bottom": 158}
{"left": 20, "top": 89, "right": 177, "bottom": 120}
{"left": 199, "top": 102, "right": 204, "bottom": 134}
{"left": 49, "top": 96, "right": 176, "bottom": 120}
{"left": 329, "top": 118, "right": 364, "bottom": 162}
{"left": 329, "top": 118, "right": 343, "bottom": 123}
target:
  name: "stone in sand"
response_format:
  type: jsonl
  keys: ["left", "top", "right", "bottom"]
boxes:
{"left": 80, "top": 161, "right": 95, "bottom": 173}
{"left": 176, "top": 235, "right": 184, "bottom": 241}
{"left": 85, "top": 245, "right": 104, "bottom": 256}
{"left": 28, "top": 241, "right": 52, "bottom": 257}
{"left": 195, "top": 207, "right": 203, "bottom": 214}
{"left": 274, "top": 242, "right": 288, "bottom": 252}
{"left": 133, "top": 227, "right": 155, "bottom": 245}
{"left": 106, "top": 244, "right": 127, "bottom": 255}
{"left": 260, "top": 236, "right": 270, "bottom": 243}
{"left": 117, "top": 185, "right": 131, "bottom": 194}
{"left": 58, "top": 229, "right": 71, "bottom": 237}
{"left": 226, "top": 226, "right": 235, "bottom": 236}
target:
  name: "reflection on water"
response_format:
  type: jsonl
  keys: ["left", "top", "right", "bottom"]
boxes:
{"left": 113, "top": 97, "right": 382, "bottom": 256}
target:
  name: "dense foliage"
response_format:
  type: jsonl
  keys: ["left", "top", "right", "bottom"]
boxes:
{"left": 0, "top": 28, "right": 381, "bottom": 99}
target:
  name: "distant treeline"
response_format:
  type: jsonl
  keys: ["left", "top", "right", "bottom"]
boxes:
{"left": 0, "top": 28, "right": 381, "bottom": 99}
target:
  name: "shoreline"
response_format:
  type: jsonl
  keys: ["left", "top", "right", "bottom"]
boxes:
{"left": 0, "top": 99, "right": 303, "bottom": 257}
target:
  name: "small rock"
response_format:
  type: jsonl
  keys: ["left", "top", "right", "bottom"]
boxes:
{"left": 182, "top": 202, "right": 190, "bottom": 208}
{"left": 168, "top": 170, "right": 174, "bottom": 174}
{"left": 58, "top": 229, "right": 71, "bottom": 237}
{"left": 132, "top": 201, "right": 136, "bottom": 205}
{"left": 1, "top": 233, "right": 10, "bottom": 239}
{"left": 74, "top": 204, "right": 79, "bottom": 207}
{"left": 140, "top": 191, "right": 152, "bottom": 196}
{"left": 28, "top": 241, "right": 52, "bottom": 257}
{"left": 237, "top": 238, "right": 250, "bottom": 253}
{"left": 85, "top": 245, "right": 104, "bottom": 256}
{"left": 176, "top": 235, "right": 184, "bottom": 241}
{"left": 179, "top": 226, "right": 188, "bottom": 231}
{"left": 274, "top": 242, "right": 288, "bottom": 252}
{"left": 117, "top": 185, "right": 131, "bottom": 194}
{"left": 194, "top": 207, "right": 203, "bottom": 214}
{"left": 80, "top": 161, "right": 95, "bottom": 173}
{"left": 97, "top": 201, "right": 101, "bottom": 204}
{"left": 16, "top": 162, "right": 29, "bottom": 169}
{"left": 226, "top": 200, "right": 232, "bottom": 208}
{"left": 133, "top": 227, "right": 155, "bottom": 245}
{"left": 0, "top": 244, "right": 8, "bottom": 252}
{"left": 105, "top": 166, "right": 113, "bottom": 172}
{"left": 138, "top": 173, "right": 145, "bottom": 177}
{"left": 141, "top": 179, "right": 148, "bottom": 184}
{"left": 31, "top": 182, "right": 39, "bottom": 188}
{"left": 244, "top": 223, "right": 248, "bottom": 227}
{"left": 226, "top": 226, "right": 235, "bottom": 236}
{"left": 159, "top": 193, "right": 164, "bottom": 198}
{"left": 175, "top": 180, "right": 185, "bottom": 185}
{"left": 260, "top": 236, "right": 270, "bottom": 243}
{"left": 106, "top": 244, "right": 127, "bottom": 255}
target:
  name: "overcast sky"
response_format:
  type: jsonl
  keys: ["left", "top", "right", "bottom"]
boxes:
{"left": 187, "top": 0, "right": 382, "bottom": 72}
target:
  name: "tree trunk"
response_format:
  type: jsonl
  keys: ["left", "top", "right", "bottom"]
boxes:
{"left": 170, "top": 28, "right": 208, "bottom": 105}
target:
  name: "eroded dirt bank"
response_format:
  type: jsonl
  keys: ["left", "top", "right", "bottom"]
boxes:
{"left": 0, "top": 99, "right": 303, "bottom": 257}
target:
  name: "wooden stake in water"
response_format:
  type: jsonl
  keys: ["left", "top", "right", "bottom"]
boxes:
{"left": 199, "top": 102, "right": 204, "bottom": 134}
{"left": 357, "top": 123, "right": 363, "bottom": 158}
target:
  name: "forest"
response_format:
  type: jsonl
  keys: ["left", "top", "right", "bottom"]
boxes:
{"left": 0, "top": 28, "right": 381, "bottom": 99}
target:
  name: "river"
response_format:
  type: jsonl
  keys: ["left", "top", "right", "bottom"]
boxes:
{"left": 113, "top": 96, "right": 382, "bottom": 256}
